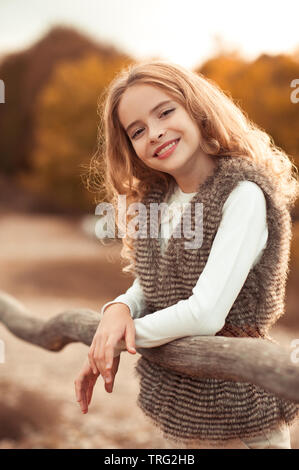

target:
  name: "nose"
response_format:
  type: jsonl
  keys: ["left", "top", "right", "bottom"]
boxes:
{"left": 150, "top": 131, "right": 165, "bottom": 143}
{"left": 148, "top": 120, "right": 165, "bottom": 142}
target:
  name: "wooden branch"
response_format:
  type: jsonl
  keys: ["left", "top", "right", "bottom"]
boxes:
{"left": 1, "top": 291, "right": 299, "bottom": 403}
{"left": 0, "top": 291, "right": 97, "bottom": 350}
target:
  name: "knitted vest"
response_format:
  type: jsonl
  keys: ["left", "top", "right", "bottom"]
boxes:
{"left": 132, "top": 155, "right": 299, "bottom": 445}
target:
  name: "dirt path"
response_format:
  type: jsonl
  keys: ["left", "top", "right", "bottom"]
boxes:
{"left": 0, "top": 212, "right": 298, "bottom": 448}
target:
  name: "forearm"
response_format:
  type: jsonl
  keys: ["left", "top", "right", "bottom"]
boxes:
{"left": 100, "top": 277, "right": 146, "bottom": 319}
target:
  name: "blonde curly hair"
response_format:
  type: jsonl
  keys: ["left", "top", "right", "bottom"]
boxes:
{"left": 87, "top": 59, "right": 299, "bottom": 276}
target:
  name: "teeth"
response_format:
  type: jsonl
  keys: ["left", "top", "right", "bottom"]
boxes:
{"left": 156, "top": 139, "right": 178, "bottom": 156}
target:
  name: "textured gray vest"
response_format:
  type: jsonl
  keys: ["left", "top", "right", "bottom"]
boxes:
{"left": 133, "top": 155, "right": 299, "bottom": 444}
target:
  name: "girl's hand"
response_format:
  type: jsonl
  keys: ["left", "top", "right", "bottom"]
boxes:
{"left": 75, "top": 356, "right": 121, "bottom": 414}
{"left": 74, "top": 358, "right": 100, "bottom": 413}
{"left": 88, "top": 303, "right": 136, "bottom": 386}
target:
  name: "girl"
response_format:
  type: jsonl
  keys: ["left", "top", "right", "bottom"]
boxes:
{"left": 74, "top": 60, "right": 299, "bottom": 449}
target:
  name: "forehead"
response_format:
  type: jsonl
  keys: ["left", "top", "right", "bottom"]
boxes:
{"left": 118, "top": 84, "right": 173, "bottom": 128}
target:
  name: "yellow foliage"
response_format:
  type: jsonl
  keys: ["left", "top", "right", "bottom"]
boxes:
{"left": 21, "top": 54, "right": 132, "bottom": 211}
{"left": 199, "top": 53, "right": 299, "bottom": 160}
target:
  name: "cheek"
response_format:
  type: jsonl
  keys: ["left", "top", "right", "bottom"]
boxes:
{"left": 188, "top": 126, "right": 202, "bottom": 148}
{"left": 133, "top": 142, "right": 147, "bottom": 160}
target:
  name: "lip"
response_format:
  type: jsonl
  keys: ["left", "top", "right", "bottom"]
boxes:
{"left": 153, "top": 138, "right": 180, "bottom": 158}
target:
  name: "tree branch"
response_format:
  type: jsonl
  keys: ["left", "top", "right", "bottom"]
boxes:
{"left": 1, "top": 290, "right": 299, "bottom": 403}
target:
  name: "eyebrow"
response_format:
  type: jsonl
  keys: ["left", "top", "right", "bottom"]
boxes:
{"left": 125, "top": 100, "right": 173, "bottom": 134}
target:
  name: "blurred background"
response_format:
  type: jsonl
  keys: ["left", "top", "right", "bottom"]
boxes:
{"left": 0, "top": 0, "right": 299, "bottom": 449}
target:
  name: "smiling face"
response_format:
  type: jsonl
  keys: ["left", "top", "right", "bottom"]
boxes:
{"left": 117, "top": 84, "right": 213, "bottom": 192}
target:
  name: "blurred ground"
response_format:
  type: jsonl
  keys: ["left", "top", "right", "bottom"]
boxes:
{"left": 0, "top": 211, "right": 299, "bottom": 449}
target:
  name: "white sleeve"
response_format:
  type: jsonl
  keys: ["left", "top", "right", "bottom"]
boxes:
{"left": 133, "top": 181, "right": 268, "bottom": 348}
{"left": 100, "top": 277, "right": 146, "bottom": 319}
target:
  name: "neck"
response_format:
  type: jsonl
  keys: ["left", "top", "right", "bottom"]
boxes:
{"left": 175, "top": 154, "right": 218, "bottom": 193}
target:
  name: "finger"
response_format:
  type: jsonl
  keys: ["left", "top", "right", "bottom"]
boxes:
{"left": 105, "top": 378, "right": 113, "bottom": 393}
{"left": 105, "top": 356, "right": 120, "bottom": 393}
{"left": 86, "top": 380, "right": 95, "bottom": 405}
{"left": 75, "top": 369, "right": 95, "bottom": 412}
{"left": 75, "top": 376, "right": 86, "bottom": 403}
{"left": 104, "top": 342, "right": 117, "bottom": 383}
{"left": 81, "top": 390, "right": 88, "bottom": 413}
{"left": 76, "top": 381, "right": 88, "bottom": 413}
{"left": 88, "top": 344, "right": 98, "bottom": 375}
{"left": 105, "top": 368, "right": 116, "bottom": 393}
{"left": 93, "top": 333, "right": 108, "bottom": 376}
{"left": 74, "top": 378, "right": 81, "bottom": 402}
{"left": 125, "top": 325, "right": 136, "bottom": 354}
{"left": 113, "top": 355, "right": 120, "bottom": 374}
{"left": 98, "top": 334, "right": 119, "bottom": 382}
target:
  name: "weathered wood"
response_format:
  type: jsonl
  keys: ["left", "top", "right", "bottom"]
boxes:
{"left": 1, "top": 290, "right": 299, "bottom": 403}
{"left": 0, "top": 291, "right": 97, "bottom": 350}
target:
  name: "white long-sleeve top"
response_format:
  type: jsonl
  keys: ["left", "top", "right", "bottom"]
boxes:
{"left": 100, "top": 180, "right": 268, "bottom": 349}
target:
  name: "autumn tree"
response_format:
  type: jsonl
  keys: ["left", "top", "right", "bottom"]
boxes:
{"left": 19, "top": 54, "right": 132, "bottom": 211}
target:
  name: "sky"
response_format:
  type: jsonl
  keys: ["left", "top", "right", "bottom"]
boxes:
{"left": 0, "top": 0, "right": 298, "bottom": 69}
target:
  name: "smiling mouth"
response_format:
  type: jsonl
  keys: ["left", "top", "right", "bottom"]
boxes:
{"left": 153, "top": 138, "right": 180, "bottom": 158}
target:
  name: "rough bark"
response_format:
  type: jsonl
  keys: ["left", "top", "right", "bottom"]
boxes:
{"left": 1, "top": 290, "right": 299, "bottom": 403}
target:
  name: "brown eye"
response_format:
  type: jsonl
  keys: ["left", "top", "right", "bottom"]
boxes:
{"left": 160, "top": 108, "right": 175, "bottom": 117}
{"left": 131, "top": 128, "right": 144, "bottom": 140}
{"left": 131, "top": 108, "right": 175, "bottom": 140}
